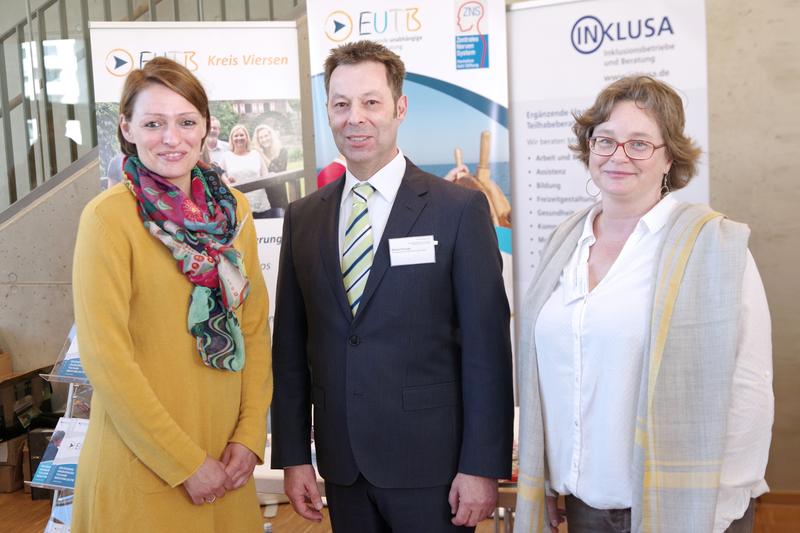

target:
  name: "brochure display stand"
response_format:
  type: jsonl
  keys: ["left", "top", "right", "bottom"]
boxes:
{"left": 41, "top": 326, "right": 88, "bottom": 386}
{"left": 30, "top": 325, "right": 91, "bottom": 533}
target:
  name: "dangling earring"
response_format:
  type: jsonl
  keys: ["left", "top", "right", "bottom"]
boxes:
{"left": 661, "top": 172, "right": 670, "bottom": 197}
{"left": 585, "top": 177, "right": 600, "bottom": 199}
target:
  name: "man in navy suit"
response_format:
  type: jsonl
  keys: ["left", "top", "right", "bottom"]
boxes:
{"left": 271, "top": 40, "right": 513, "bottom": 532}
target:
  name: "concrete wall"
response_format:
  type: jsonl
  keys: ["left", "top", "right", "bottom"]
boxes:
{"left": 0, "top": 155, "right": 100, "bottom": 373}
{"left": 706, "top": 0, "right": 800, "bottom": 490}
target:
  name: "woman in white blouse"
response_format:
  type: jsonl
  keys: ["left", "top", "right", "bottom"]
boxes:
{"left": 220, "top": 124, "right": 270, "bottom": 213}
{"left": 515, "top": 76, "right": 773, "bottom": 533}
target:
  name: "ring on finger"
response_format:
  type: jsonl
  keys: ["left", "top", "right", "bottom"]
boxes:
{"left": 205, "top": 495, "right": 216, "bottom": 504}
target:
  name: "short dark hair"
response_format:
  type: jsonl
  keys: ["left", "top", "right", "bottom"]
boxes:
{"left": 117, "top": 57, "right": 210, "bottom": 156}
{"left": 323, "top": 40, "right": 406, "bottom": 102}
{"left": 570, "top": 75, "right": 701, "bottom": 190}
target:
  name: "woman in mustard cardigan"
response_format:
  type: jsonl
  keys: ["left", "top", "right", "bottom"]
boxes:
{"left": 72, "top": 57, "right": 272, "bottom": 532}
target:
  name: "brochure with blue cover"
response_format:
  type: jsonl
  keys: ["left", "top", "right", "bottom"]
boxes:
{"left": 31, "top": 418, "right": 88, "bottom": 490}
{"left": 49, "top": 325, "right": 86, "bottom": 382}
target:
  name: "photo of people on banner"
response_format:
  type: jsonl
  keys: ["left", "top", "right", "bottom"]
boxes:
{"left": 96, "top": 98, "right": 304, "bottom": 219}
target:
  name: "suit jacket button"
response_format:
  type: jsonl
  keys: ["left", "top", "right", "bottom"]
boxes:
{"left": 349, "top": 335, "right": 360, "bottom": 346}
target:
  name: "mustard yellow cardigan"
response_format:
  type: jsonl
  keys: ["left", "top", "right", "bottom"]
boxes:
{"left": 71, "top": 183, "right": 272, "bottom": 532}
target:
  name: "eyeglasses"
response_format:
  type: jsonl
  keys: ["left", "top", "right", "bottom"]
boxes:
{"left": 588, "top": 136, "right": 665, "bottom": 160}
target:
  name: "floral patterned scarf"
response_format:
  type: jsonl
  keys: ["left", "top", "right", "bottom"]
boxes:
{"left": 123, "top": 155, "right": 250, "bottom": 371}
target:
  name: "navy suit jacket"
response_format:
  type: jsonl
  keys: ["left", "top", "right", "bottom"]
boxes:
{"left": 271, "top": 159, "right": 513, "bottom": 488}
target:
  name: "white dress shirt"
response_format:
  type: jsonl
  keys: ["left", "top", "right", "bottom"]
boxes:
{"left": 207, "top": 139, "right": 229, "bottom": 166}
{"left": 221, "top": 150, "right": 270, "bottom": 212}
{"left": 534, "top": 195, "right": 773, "bottom": 531}
{"left": 338, "top": 149, "right": 406, "bottom": 257}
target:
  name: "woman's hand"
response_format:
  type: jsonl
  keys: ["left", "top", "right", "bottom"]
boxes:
{"left": 545, "top": 495, "right": 566, "bottom": 532}
{"left": 221, "top": 442, "right": 258, "bottom": 490}
{"left": 183, "top": 455, "right": 229, "bottom": 505}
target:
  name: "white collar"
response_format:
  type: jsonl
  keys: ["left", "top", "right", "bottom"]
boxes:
{"left": 342, "top": 149, "right": 406, "bottom": 206}
{"left": 578, "top": 194, "right": 679, "bottom": 245}
{"left": 638, "top": 194, "right": 678, "bottom": 234}
{"left": 567, "top": 195, "right": 679, "bottom": 300}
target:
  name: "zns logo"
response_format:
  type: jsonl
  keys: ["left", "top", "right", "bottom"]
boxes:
{"left": 457, "top": 1, "right": 485, "bottom": 34}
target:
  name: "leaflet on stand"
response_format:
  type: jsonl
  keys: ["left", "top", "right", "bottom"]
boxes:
{"left": 44, "top": 325, "right": 87, "bottom": 384}
{"left": 31, "top": 418, "right": 88, "bottom": 490}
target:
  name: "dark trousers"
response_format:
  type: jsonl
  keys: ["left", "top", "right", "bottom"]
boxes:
{"left": 564, "top": 495, "right": 756, "bottom": 533}
{"left": 325, "top": 474, "right": 474, "bottom": 533}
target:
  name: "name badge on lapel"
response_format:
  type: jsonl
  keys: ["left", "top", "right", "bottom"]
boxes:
{"left": 389, "top": 235, "right": 437, "bottom": 266}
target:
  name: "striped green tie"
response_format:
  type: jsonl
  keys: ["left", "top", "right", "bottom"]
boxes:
{"left": 342, "top": 183, "right": 376, "bottom": 316}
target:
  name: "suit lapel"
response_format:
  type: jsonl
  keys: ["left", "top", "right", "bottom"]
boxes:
{"left": 355, "top": 162, "right": 429, "bottom": 321}
{"left": 318, "top": 177, "right": 353, "bottom": 321}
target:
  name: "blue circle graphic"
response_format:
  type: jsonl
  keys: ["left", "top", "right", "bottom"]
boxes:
{"left": 571, "top": 15, "right": 604, "bottom": 55}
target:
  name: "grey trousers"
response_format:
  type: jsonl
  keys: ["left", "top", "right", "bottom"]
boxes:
{"left": 563, "top": 495, "right": 756, "bottom": 533}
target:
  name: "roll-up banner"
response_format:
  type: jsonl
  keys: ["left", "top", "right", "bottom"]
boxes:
{"left": 89, "top": 22, "right": 306, "bottom": 326}
{"left": 508, "top": 0, "right": 709, "bottom": 292}
{"left": 306, "top": 0, "right": 515, "bottom": 310}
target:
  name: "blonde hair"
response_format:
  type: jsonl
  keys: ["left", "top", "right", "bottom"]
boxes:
{"left": 253, "top": 124, "right": 283, "bottom": 160}
{"left": 228, "top": 124, "right": 252, "bottom": 154}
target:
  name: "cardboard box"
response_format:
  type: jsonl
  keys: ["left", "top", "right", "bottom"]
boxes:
{"left": 0, "top": 435, "right": 28, "bottom": 492}
{"left": 0, "top": 367, "right": 51, "bottom": 433}
{"left": 0, "top": 434, "right": 27, "bottom": 493}
{"left": 0, "top": 352, "right": 11, "bottom": 380}
{"left": 0, "top": 434, "right": 26, "bottom": 465}
{"left": 0, "top": 464, "right": 23, "bottom": 492}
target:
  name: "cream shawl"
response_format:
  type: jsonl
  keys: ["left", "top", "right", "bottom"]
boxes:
{"left": 515, "top": 202, "right": 750, "bottom": 532}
